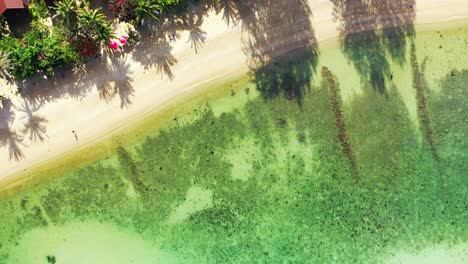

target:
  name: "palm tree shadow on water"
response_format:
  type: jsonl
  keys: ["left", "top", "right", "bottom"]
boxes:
{"left": 232, "top": 0, "right": 319, "bottom": 105}
{"left": 0, "top": 99, "right": 25, "bottom": 161}
{"left": 331, "top": 0, "right": 415, "bottom": 93}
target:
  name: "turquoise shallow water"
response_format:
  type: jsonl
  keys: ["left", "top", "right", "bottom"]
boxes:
{"left": 0, "top": 25, "right": 467, "bottom": 263}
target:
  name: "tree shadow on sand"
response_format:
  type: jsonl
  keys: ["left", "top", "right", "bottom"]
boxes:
{"left": 16, "top": 99, "right": 48, "bottom": 142}
{"left": 97, "top": 55, "right": 135, "bottom": 108}
{"left": 16, "top": 62, "right": 98, "bottom": 110}
{"left": 132, "top": 27, "right": 178, "bottom": 80}
{"left": 3, "top": 54, "right": 136, "bottom": 164}
{"left": 0, "top": 99, "right": 25, "bottom": 161}
{"left": 131, "top": 0, "right": 319, "bottom": 104}
{"left": 331, "top": 0, "right": 415, "bottom": 93}
{"left": 218, "top": 0, "right": 319, "bottom": 105}
{"left": 130, "top": 0, "right": 224, "bottom": 77}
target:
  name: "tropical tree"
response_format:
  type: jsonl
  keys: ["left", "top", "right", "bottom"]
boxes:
{"left": 29, "top": 0, "right": 50, "bottom": 20}
{"left": 157, "top": 0, "right": 181, "bottom": 12}
{"left": 53, "top": 0, "right": 79, "bottom": 32}
{"left": 132, "top": 0, "right": 161, "bottom": 27}
{"left": 4, "top": 28, "right": 79, "bottom": 78}
{"left": 77, "top": 6, "right": 114, "bottom": 45}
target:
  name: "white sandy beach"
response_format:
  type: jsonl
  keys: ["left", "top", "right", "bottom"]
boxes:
{"left": 1, "top": 0, "right": 468, "bottom": 186}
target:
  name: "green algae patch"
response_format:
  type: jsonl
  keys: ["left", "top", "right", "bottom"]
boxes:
{"left": 8, "top": 222, "right": 176, "bottom": 264}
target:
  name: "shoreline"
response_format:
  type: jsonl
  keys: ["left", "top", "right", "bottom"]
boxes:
{"left": 0, "top": 73, "right": 252, "bottom": 198}
{"left": 1, "top": 0, "right": 468, "bottom": 197}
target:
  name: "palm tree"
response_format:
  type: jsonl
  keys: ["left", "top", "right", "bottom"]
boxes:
{"left": 53, "top": 0, "right": 78, "bottom": 31}
{"left": 0, "top": 51, "right": 12, "bottom": 81}
{"left": 78, "top": 7, "right": 114, "bottom": 44}
{"left": 132, "top": 0, "right": 161, "bottom": 27}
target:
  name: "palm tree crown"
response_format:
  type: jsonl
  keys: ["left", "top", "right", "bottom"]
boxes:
{"left": 133, "top": 0, "right": 161, "bottom": 27}
{"left": 54, "top": 0, "right": 78, "bottom": 31}
{"left": 77, "top": 7, "right": 114, "bottom": 44}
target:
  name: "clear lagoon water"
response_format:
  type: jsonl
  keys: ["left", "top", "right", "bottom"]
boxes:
{"left": 0, "top": 24, "right": 467, "bottom": 263}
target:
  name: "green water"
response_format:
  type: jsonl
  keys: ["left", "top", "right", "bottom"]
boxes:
{"left": 0, "top": 25, "right": 467, "bottom": 263}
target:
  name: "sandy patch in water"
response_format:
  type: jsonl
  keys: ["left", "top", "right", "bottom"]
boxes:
{"left": 9, "top": 222, "right": 176, "bottom": 264}
{"left": 385, "top": 243, "right": 467, "bottom": 264}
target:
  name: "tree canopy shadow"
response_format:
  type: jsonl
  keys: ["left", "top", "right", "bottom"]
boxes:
{"left": 16, "top": 99, "right": 48, "bottom": 142}
{"left": 331, "top": 0, "right": 415, "bottom": 93}
{"left": 130, "top": 0, "right": 319, "bottom": 104}
{"left": 15, "top": 62, "right": 97, "bottom": 110}
{"left": 132, "top": 27, "right": 178, "bottom": 79}
{"left": 185, "top": 15, "right": 206, "bottom": 54}
{"left": 0, "top": 99, "right": 24, "bottom": 161}
{"left": 211, "top": 0, "right": 239, "bottom": 26}
{"left": 97, "top": 55, "right": 135, "bottom": 108}
{"left": 131, "top": 3, "right": 215, "bottom": 79}
{"left": 233, "top": 0, "right": 319, "bottom": 105}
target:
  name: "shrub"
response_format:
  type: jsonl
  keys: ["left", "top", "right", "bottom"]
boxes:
{"left": 77, "top": 6, "right": 114, "bottom": 46}
{"left": 53, "top": 0, "right": 79, "bottom": 33}
{"left": 132, "top": 0, "right": 161, "bottom": 26}
{"left": 0, "top": 51, "right": 13, "bottom": 81}
{"left": 75, "top": 36, "right": 98, "bottom": 58}
{"left": 127, "top": 29, "right": 141, "bottom": 45}
{"left": 29, "top": 0, "right": 50, "bottom": 20}
{"left": 108, "top": 0, "right": 134, "bottom": 21}
{"left": 157, "top": 0, "right": 181, "bottom": 10}
{"left": 1, "top": 27, "right": 79, "bottom": 78}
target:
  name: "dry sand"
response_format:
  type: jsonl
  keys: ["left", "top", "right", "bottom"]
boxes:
{"left": 1, "top": 0, "right": 468, "bottom": 185}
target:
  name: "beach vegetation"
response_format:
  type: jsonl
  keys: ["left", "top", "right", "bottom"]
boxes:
{"left": 29, "top": 0, "right": 50, "bottom": 20}
{"left": 53, "top": 0, "right": 79, "bottom": 33}
{"left": 0, "top": 27, "right": 79, "bottom": 78}
{"left": 132, "top": 0, "right": 161, "bottom": 27}
{"left": 107, "top": 0, "right": 134, "bottom": 21}
{"left": 0, "top": 0, "right": 189, "bottom": 81}
{"left": 0, "top": 51, "right": 12, "bottom": 81}
{"left": 107, "top": 0, "right": 182, "bottom": 25}
{"left": 77, "top": 5, "right": 114, "bottom": 46}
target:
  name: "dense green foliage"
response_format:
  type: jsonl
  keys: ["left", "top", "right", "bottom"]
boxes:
{"left": 0, "top": 0, "right": 118, "bottom": 78}
{"left": 0, "top": 0, "right": 190, "bottom": 80}
{"left": 132, "top": 0, "right": 161, "bottom": 26}
{"left": 0, "top": 27, "right": 79, "bottom": 78}
{"left": 53, "top": 0, "right": 79, "bottom": 32}
{"left": 29, "top": 0, "right": 50, "bottom": 20}
{"left": 107, "top": 0, "right": 183, "bottom": 23}
{"left": 77, "top": 6, "right": 114, "bottom": 45}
